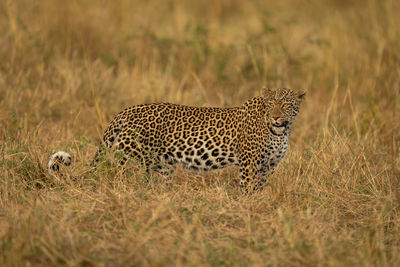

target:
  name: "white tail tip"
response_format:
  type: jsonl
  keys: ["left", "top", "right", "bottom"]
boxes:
{"left": 48, "top": 151, "right": 72, "bottom": 174}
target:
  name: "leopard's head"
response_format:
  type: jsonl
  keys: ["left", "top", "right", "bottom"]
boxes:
{"left": 262, "top": 88, "right": 306, "bottom": 135}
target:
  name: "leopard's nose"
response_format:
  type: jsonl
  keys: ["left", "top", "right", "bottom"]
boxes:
{"left": 272, "top": 116, "right": 280, "bottom": 121}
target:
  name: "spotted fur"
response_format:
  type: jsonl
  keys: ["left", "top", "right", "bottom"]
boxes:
{"left": 49, "top": 88, "right": 305, "bottom": 191}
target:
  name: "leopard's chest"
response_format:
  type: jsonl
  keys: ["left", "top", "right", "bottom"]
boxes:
{"left": 260, "top": 134, "right": 289, "bottom": 171}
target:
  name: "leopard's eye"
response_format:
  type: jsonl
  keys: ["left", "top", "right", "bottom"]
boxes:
{"left": 282, "top": 103, "right": 290, "bottom": 109}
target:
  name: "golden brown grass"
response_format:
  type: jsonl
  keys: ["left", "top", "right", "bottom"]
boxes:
{"left": 1, "top": 0, "right": 400, "bottom": 266}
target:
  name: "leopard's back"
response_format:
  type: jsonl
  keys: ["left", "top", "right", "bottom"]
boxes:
{"left": 102, "top": 103, "right": 243, "bottom": 171}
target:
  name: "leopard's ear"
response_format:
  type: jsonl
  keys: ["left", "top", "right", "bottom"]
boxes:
{"left": 261, "top": 88, "right": 273, "bottom": 98}
{"left": 296, "top": 89, "right": 306, "bottom": 101}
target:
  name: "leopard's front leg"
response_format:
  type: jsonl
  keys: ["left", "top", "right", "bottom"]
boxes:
{"left": 258, "top": 158, "right": 277, "bottom": 184}
{"left": 238, "top": 152, "right": 264, "bottom": 193}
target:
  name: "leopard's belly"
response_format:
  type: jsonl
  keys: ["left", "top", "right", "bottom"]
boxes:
{"left": 157, "top": 144, "right": 239, "bottom": 171}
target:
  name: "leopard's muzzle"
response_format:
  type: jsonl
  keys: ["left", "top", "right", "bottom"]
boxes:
{"left": 270, "top": 118, "right": 289, "bottom": 135}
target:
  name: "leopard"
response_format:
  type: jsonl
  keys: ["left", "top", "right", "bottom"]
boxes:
{"left": 48, "top": 88, "right": 305, "bottom": 192}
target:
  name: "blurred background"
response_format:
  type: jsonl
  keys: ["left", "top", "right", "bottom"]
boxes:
{"left": 1, "top": 0, "right": 399, "bottom": 139}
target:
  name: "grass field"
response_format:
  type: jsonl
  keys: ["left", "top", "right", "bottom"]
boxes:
{"left": 1, "top": 0, "right": 400, "bottom": 265}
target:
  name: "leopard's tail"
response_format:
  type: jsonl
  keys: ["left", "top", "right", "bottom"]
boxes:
{"left": 48, "top": 151, "right": 72, "bottom": 175}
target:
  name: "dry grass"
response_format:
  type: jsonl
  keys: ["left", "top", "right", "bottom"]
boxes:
{"left": 1, "top": 0, "right": 400, "bottom": 266}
